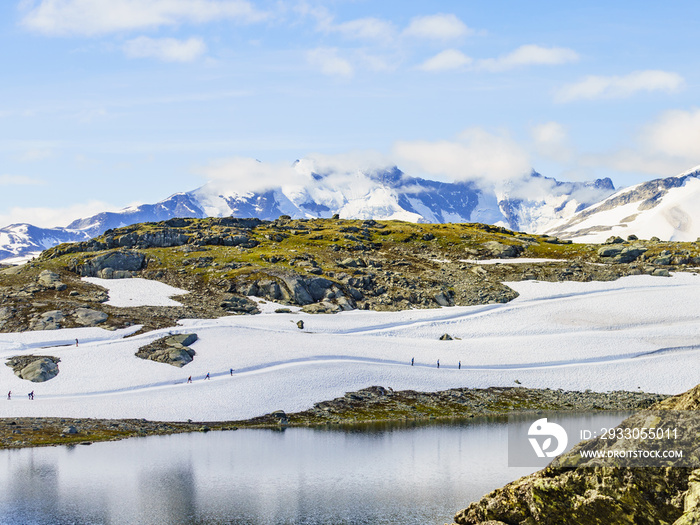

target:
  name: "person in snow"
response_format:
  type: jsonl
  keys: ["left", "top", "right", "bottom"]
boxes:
{"left": 75, "top": 338, "right": 79, "bottom": 347}
{"left": 230, "top": 368, "right": 233, "bottom": 376}
{"left": 28, "top": 391, "right": 34, "bottom": 400}
{"left": 411, "top": 357, "right": 414, "bottom": 366}
{"left": 459, "top": 361, "right": 461, "bottom": 370}
{"left": 7, "top": 391, "right": 10, "bottom": 400}
{"left": 437, "top": 359, "right": 440, "bottom": 369}
{"left": 205, "top": 373, "right": 210, "bottom": 380}
{"left": 187, "top": 376, "right": 192, "bottom": 383}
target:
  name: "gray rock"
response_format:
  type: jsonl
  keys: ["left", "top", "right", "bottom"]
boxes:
{"left": 597, "top": 245, "right": 624, "bottom": 258}
{"left": 220, "top": 296, "right": 259, "bottom": 314}
{"left": 77, "top": 250, "right": 145, "bottom": 277}
{"left": 167, "top": 348, "right": 194, "bottom": 367}
{"left": 166, "top": 333, "right": 198, "bottom": 347}
{"left": 73, "top": 308, "right": 108, "bottom": 326}
{"left": 604, "top": 236, "right": 625, "bottom": 244}
{"left": 482, "top": 241, "right": 522, "bottom": 259}
{"left": 279, "top": 274, "right": 314, "bottom": 305}
{"left": 296, "top": 320, "right": 304, "bottom": 329}
{"left": 18, "top": 358, "right": 60, "bottom": 382}
{"left": 306, "top": 278, "right": 333, "bottom": 301}
{"left": 652, "top": 268, "right": 671, "bottom": 277}
{"left": 37, "top": 270, "right": 68, "bottom": 291}
{"left": 434, "top": 291, "right": 452, "bottom": 306}
{"left": 439, "top": 333, "right": 453, "bottom": 341}
{"left": 62, "top": 426, "right": 78, "bottom": 434}
{"left": 29, "top": 310, "right": 65, "bottom": 330}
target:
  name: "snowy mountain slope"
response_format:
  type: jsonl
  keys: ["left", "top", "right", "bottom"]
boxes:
{"left": 546, "top": 166, "right": 700, "bottom": 242}
{"left": 0, "top": 161, "right": 615, "bottom": 262}
{"left": 0, "top": 224, "right": 92, "bottom": 262}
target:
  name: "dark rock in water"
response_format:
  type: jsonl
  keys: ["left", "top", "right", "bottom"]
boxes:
{"left": 439, "top": 333, "right": 453, "bottom": 341}
{"left": 296, "top": 320, "right": 304, "bottom": 329}
{"left": 6, "top": 355, "right": 60, "bottom": 382}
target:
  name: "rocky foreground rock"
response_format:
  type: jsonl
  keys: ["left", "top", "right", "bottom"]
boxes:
{"left": 6, "top": 355, "right": 60, "bottom": 382}
{"left": 452, "top": 384, "right": 700, "bottom": 525}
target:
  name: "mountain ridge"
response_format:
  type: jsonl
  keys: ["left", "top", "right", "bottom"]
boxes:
{"left": 0, "top": 163, "right": 615, "bottom": 262}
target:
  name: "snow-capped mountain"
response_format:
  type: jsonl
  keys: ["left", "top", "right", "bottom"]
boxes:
{"left": 0, "top": 161, "right": 615, "bottom": 262}
{"left": 546, "top": 166, "right": 700, "bottom": 243}
{"left": 0, "top": 224, "right": 92, "bottom": 263}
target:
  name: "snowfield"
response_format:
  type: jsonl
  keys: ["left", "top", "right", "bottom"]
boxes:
{"left": 1, "top": 273, "right": 699, "bottom": 422}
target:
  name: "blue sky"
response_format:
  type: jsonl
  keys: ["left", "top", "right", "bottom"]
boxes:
{"left": 1, "top": 0, "right": 699, "bottom": 227}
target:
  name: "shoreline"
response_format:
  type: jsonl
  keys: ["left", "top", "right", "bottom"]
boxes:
{"left": 0, "top": 385, "right": 666, "bottom": 450}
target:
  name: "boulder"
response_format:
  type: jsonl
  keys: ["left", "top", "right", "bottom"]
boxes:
{"left": 77, "top": 250, "right": 145, "bottom": 277}
{"left": 220, "top": 296, "right": 260, "bottom": 314}
{"left": 73, "top": 308, "right": 108, "bottom": 326}
{"left": 434, "top": 291, "right": 452, "bottom": 307}
{"left": 29, "top": 310, "right": 65, "bottom": 330}
{"left": 37, "top": 270, "right": 66, "bottom": 290}
{"left": 166, "top": 333, "right": 198, "bottom": 347}
{"left": 9, "top": 357, "right": 61, "bottom": 382}
{"left": 482, "top": 241, "right": 523, "bottom": 259}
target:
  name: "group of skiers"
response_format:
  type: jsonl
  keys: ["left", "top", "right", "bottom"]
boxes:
{"left": 411, "top": 357, "right": 462, "bottom": 369}
{"left": 7, "top": 391, "right": 34, "bottom": 400}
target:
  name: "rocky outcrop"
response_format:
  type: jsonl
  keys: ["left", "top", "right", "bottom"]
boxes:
{"left": 6, "top": 355, "right": 60, "bottom": 382}
{"left": 29, "top": 310, "right": 65, "bottom": 330}
{"left": 73, "top": 250, "right": 146, "bottom": 278}
{"left": 482, "top": 241, "right": 524, "bottom": 259}
{"left": 73, "top": 308, "right": 108, "bottom": 326}
{"left": 37, "top": 270, "right": 67, "bottom": 291}
{"left": 136, "top": 333, "right": 198, "bottom": 367}
{"left": 453, "top": 383, "right": 700, "bottom": 525}
{"left": 230, "top": 270, "right": 358, "bottom": 312}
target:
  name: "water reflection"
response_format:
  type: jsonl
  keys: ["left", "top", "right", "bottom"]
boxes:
{"left": 0, "top": 413, "right": 628, "bottom": 525}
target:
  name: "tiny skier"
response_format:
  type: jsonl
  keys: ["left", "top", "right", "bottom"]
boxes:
{"left": 411, "top": 357, "right": 414, "bottom": 366}
{"left": 458, "top": 361, "right": 461, "bottom": 370}
{"left": 7, "top": 391, "right": 10, "bottom": 400}
{"left": 28, "top": 391, "right": 34, "bottom": 400}
{"left": 437, "top": 359, "right": 440, "bottom": 369}
{"left": 187, "top": 376, "right": 192, "bottom": 383}
{"left": 75, "top": 338, "right": 79, "bottom": 347}
{"left": 205, "top": 372, "right": 210, "bottom": 380}
{"left": 230, "top": 368, "right": 233, "bottom": 376}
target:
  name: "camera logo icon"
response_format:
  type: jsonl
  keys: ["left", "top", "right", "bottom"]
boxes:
{"left": 528, "top": 418, "right": 568, "bottom": 458}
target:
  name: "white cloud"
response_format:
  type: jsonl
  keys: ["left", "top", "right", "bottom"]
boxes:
{"left": 123, "top": 36, "right": 207, "bottom": 62}
{"left": 17, "top": 148, "right": 52, "bottom": 162}
{"left": 418, "top": 49, "right": 471, "bottom": 72}
{"left": 393, "top": 128, "right": 531, "bottom": 186}
{"left": 556, "top": 70, "right": 685, "bottom": 102}
{"left": 477, "top": 44, "right": 579, "bottom": 72}
{"left": 20, "top": 0, "right": 266, "bottom": 36}
{"left": 0, "top": 174, "right": 44, "bottom": 186}
{"left": 198, "top": 157, "right": 308, "bottom": 194}
{"left": 402, "top": 13, "right": 472, "bottom": 41}
{"left": 307, "top": 47, "right": 353, "bottom": 77}
{"left": 295, "top": 3, "right": 395, "bottom": 43}
{"left": 331, "top": 17, "right": 396, "bottom": 43}
{"left": 0, "top": 200, "right": 117, "bottom": 228}
{"left": 641, "top": 108, "right": 700, "bottom": 160}
{"left": 531, "top": 121, "right": 573, "bottom": 163}
{"left": 581, "top": 109, "right": 700, "bottom": 178}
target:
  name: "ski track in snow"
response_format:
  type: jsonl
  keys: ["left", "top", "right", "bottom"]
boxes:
{"left": 1, "top": 273, "right": 699, "bottom": 422}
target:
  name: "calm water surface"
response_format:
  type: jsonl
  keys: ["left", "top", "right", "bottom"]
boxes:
{"left": 0, "top": 413, "right": 628, "bottom": 525}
